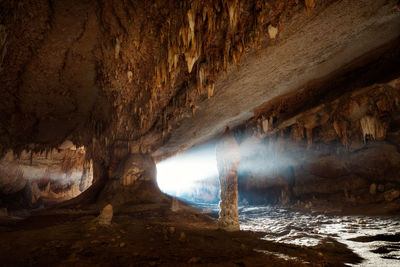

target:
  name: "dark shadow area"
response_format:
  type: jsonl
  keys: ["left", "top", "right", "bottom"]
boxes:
{"left": 349, "top": 233, "right": 400, "bottom": 243}
{"left": 0, "top": 206, "right": 363, "bottom": 266}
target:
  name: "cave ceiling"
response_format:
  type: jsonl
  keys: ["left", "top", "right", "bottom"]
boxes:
{"left": 0, "top": 0, "right": 399, "bottom": 162}
{"left": 153, "top": 0, "right": 400, "bottom": 159}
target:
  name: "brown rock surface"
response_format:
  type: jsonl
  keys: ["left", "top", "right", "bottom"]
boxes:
{"left": 0, "top": 146, "right": 92, "bottom": 209}
{"left": 384, "top": 189, "right": 400, "bottom": 202}
{"left": 234, "top": 79, "right": 400, "bottom": 213}
{"left": 0, "top": 1, "right": 399, "bottom": 265}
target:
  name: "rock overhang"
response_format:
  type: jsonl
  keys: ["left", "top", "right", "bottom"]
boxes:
{"left": 152, "top": 0, "right": 400, "bottom": 160}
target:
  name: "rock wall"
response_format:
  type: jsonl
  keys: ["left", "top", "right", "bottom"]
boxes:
{"left": 94, "top": 153, "right": 167, "bottom": 211}
{"left": 235, "top": 79, "right": 400, "bottom": 214}
{"left": 0, "top": 142, "right": 92, "bottom": 210}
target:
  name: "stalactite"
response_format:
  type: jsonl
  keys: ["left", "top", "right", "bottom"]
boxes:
{"left": 149, "top": 100, "right": 153, "bottom": 114}
{"left": 185, "top": 46, "right": 200, "bottom": 73}
{"left": 261, "top": 117, "right": 269, "bottom": 133}
{"left": 0, "top": 0, "right": 311, "bottom": 160}
{"left": 197, "top": 63, "right": 206, "bottom": 94}
{"left": 207, "top": 81, "right": 215, "bottom": 99}
{"left": 187, "top": 9, "right": 195, "bottom": 44}
{"left": 155, "top": 65, "right": 162, "bottom": 88}
{"left": 191, "top": 104, "right": 198, "bottom": 117}
{"left": 227, "top": 0, "right": 240, "bottom": 29}
{"left": 305, "top": 0, "right": 316, "bottom": 15}
{"left": 292, "top": 123, "right": 304, "bottom": 143}
{"left": 359, "top": 115, "right": 387, "bottom": 142}
{"left": 333, "top": 120, "right": 349, "bottom": 146}
{"left": 161, "top": 62, "right": 167, "bottom": 85}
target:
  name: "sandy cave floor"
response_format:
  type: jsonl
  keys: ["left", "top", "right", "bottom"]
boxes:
{"left": 0, "top": 200, "right": 366, "bottom": 267}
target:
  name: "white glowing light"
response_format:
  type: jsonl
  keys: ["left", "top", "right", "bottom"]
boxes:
{"left": 156, "top": 147, "right": 218, "bottom": 196}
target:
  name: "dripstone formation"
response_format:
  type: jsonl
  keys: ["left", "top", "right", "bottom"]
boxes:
{"left": 216, "top": 127, "right": 241, "bottom": 231}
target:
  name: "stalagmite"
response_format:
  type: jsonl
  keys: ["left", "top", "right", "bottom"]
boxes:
{"left": 98, "top": 204, "right": 113, "bottom": 225}
{"left": 127, "top": 71, "right": 133, "bottom": 83}
{"left": 216, "top": 127, "right": 240, "bottom": 231}
{"left": 171, "top": 197, "right": 179, "bottom": 212}
{"left": 268, "top": 25, "right": 278, "bottom": 39}
{"left": 118, "top": 153, "right": 157, "bottom": 186}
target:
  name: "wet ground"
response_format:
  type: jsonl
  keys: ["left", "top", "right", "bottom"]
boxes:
{"left": 195, "top": 203, "right": 400, "bottom": 266}
{"left": 0, "top": 200, "right": 366, "bottom": 266}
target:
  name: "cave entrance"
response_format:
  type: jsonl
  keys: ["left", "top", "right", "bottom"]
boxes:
{"left": 156, "top": 144, "right": 220, "bottom": 206}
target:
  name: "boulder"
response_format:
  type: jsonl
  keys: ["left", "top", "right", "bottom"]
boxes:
{"left": 369, "top": 183, "right": 377, "bottom": 195}
{"left": 384, "top": 189, "right": 400, "bottom": 202}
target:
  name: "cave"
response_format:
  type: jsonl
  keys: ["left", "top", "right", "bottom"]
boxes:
{"left": 1, "top": 0, "right": 400, "bottom": 265}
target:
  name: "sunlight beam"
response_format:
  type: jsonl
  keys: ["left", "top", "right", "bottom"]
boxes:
{"left": 156, "top": 145, "right": 219, "bottom": 199}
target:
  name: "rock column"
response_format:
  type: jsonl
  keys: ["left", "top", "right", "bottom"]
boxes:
{"left": 216, "top": 127, "right": 240, "bottom": 231}
{"left": 95, "top": 152, "right": 164, "bottom": 207}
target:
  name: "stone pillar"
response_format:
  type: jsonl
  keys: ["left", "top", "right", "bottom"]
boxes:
{"left": 216, "top": 127, "right": 240, "bottom": 231}
{"left": 95, "top": 153, "right": 163, "bottom": 207}
{"left": 117, "top": 153, "right": 157, "bottom": 187}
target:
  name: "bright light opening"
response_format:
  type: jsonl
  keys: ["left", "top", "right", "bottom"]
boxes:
{"left": 156, "top": 145, "right": 220, "bottom": 203}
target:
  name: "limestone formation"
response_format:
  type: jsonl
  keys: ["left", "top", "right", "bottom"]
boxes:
{"left": 0, "top": 0, "right": 399, "bottom": 265}
{"left": 216, "top": 127, "right": 240, "bottom": 231}
{"left": 233, "top": 78, "right": 400, "bottom": 209}
{"left": 384, "top": 190, "right": 400, "bottom": 202}
{"left": 114, "top": 153, "right": 158, "bottom": 187}
{"left": 0, "top": 0, "right": 397, "bottom": 225}
{"left": 171, "top": 198, "right": 180, "bottom": 212}
{"left": 268, "top": 25, "right": 278, "bottom": 39}
{"left": 0, "top": 148, "right": 91, "bottom": 208}
{"left": 369, "top": 184, "right": 377, "bottom": 195}
{"left": 98, "top": 204, "right": 113, "bottom": 225}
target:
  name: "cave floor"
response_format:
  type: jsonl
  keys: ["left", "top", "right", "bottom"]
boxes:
{"left": 0, "top": 202, "right": 365, "bottom": 267}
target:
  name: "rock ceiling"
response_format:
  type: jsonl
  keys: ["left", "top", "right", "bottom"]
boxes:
{"left": 153, "top": 0, "right": 400, "bottom": 159}
{"left": 0, "top": 0, "right": 399, "bottom": 163}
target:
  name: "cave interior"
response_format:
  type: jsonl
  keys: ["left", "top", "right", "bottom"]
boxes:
{"left": 0, "top": 0, "right": 400, "bottom": 266}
